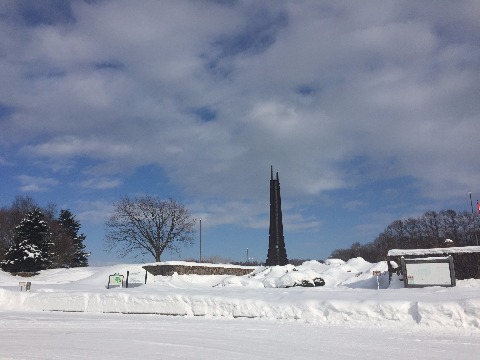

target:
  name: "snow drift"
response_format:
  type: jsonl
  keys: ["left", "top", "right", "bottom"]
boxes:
{"left": 1, "top": 258, "right": 480, "bottom": 332}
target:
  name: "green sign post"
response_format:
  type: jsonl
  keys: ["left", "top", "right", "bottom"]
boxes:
{"left": 107, "top": 273, "right": 124, "bottom": 289}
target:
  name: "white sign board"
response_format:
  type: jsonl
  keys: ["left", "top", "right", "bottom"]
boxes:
{"left": 107, "top": 273, "right": 124, "bottom": 289}
{"left": 405, "top": 262, "right": 451, "bottom": 285}
{"left": 402, "top": 257, "right": 455, "bottom": 288}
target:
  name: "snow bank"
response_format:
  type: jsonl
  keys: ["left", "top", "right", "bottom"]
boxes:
{"left": 1, "top": 259, "right": 480, "bottom": 332}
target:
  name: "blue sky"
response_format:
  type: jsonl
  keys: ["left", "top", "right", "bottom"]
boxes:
{"left": 1, "top": 1, "right": 480, "bottom": 265}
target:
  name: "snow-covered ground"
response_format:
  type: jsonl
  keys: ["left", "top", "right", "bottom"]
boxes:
{"left": 1, "top": 258, "right": 479, "bottom": 359}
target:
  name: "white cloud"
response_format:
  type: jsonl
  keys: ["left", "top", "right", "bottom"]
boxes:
{"left": 22, "top": 136, "right": 134, "bottom": 159}
{"left": 188, "top": 197, "right": 321, "bottom": 233}
{"left": 74, "top": 199, "right": 113, "bottom": 224}
{"left": 79, "top": 177, "right": 122, "bottom": 190}
{"left": 1, "top": 0, "right": 479, "bottom": 212}
{"left": 189, "top": 199, "right": 267, "bottom": 229}
{"left": 17, "top": 175, "right": 58, "bottom": 192}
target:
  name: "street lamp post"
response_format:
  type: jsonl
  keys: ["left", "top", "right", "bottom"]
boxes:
{"left": 199, "top": 219, "right": 202, "bottom": 262}
{"left": 469, "top": 192, "right": 478, "bottom": 246}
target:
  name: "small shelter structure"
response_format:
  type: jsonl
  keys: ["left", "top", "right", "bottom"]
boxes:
{"left": 387, "top": 246, "right": 480, "bottom": 287}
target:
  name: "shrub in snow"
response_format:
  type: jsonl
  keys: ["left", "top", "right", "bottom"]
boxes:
{"left": 271, "top": 268, "right": 326, "bottom": 288}
{"left": 297, "top": 277, "right": 326, "bottom": 287}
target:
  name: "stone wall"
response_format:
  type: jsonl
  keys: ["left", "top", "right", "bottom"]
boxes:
{"left": 143, "top": 264, "right": 256, "bottom": 277}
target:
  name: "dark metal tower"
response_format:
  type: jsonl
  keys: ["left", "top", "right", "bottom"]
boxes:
{"left": 266, "top": 166, "right": 289, "bottom": 266}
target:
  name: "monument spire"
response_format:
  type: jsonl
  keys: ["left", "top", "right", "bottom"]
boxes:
{"left": 266, "top": 166, "right": 289, "bottom": 266}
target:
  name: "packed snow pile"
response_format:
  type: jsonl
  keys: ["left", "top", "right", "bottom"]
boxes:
{"left": 1, "top": 258, "right": 480, "bottom": 331}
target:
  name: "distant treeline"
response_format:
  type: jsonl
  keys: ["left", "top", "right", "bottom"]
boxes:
{"left": 330, "top": 209, "right": 480, "bottom": 262}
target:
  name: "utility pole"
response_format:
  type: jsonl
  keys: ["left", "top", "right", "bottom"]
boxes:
{"left": 469, "top": 192, "right": 478, "bottom": 246}
{"left": 199, "top": 219, "right": 202, "bottom": 262}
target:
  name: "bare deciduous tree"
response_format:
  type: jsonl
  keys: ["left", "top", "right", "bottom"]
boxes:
{"left": 105, "top": 196, "right": 196, "bottom": 262}
{"left": 330, "top": 209, "right": 480, "bottom": 262}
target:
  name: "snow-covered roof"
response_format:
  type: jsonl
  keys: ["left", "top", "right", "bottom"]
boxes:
{"left": 387, "top": 246, "right": 480, "bottom": 256}
{"left": 403, "top": 256, "right": 450, "bottom": 261}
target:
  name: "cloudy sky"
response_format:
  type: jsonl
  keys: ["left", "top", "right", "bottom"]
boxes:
{"left": 1, "top": 0, "right": 479, "bottom": 264}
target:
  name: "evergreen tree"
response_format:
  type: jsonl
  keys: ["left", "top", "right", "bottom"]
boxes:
{"left": 0, "top": 208, "right": 53, "bottom": 272}
{"left": 58, "top": 209, "right": 89, "bottom": 267}
{"left": 1, "top": 240, "right": 44, "bottom": 273}
{"left": 49, "top": 221, "right": 74, "bottom": 268}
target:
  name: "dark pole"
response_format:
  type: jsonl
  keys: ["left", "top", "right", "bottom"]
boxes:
{"left": 469, "top": 192, "right": 478, "bottom": 246}
{"left": 199, "top": 219, "right": 202, "bottom": 262}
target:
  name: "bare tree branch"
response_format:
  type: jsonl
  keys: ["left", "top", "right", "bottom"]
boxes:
{"left": 105, "top": 196, "right": 195, "bottom": 262}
